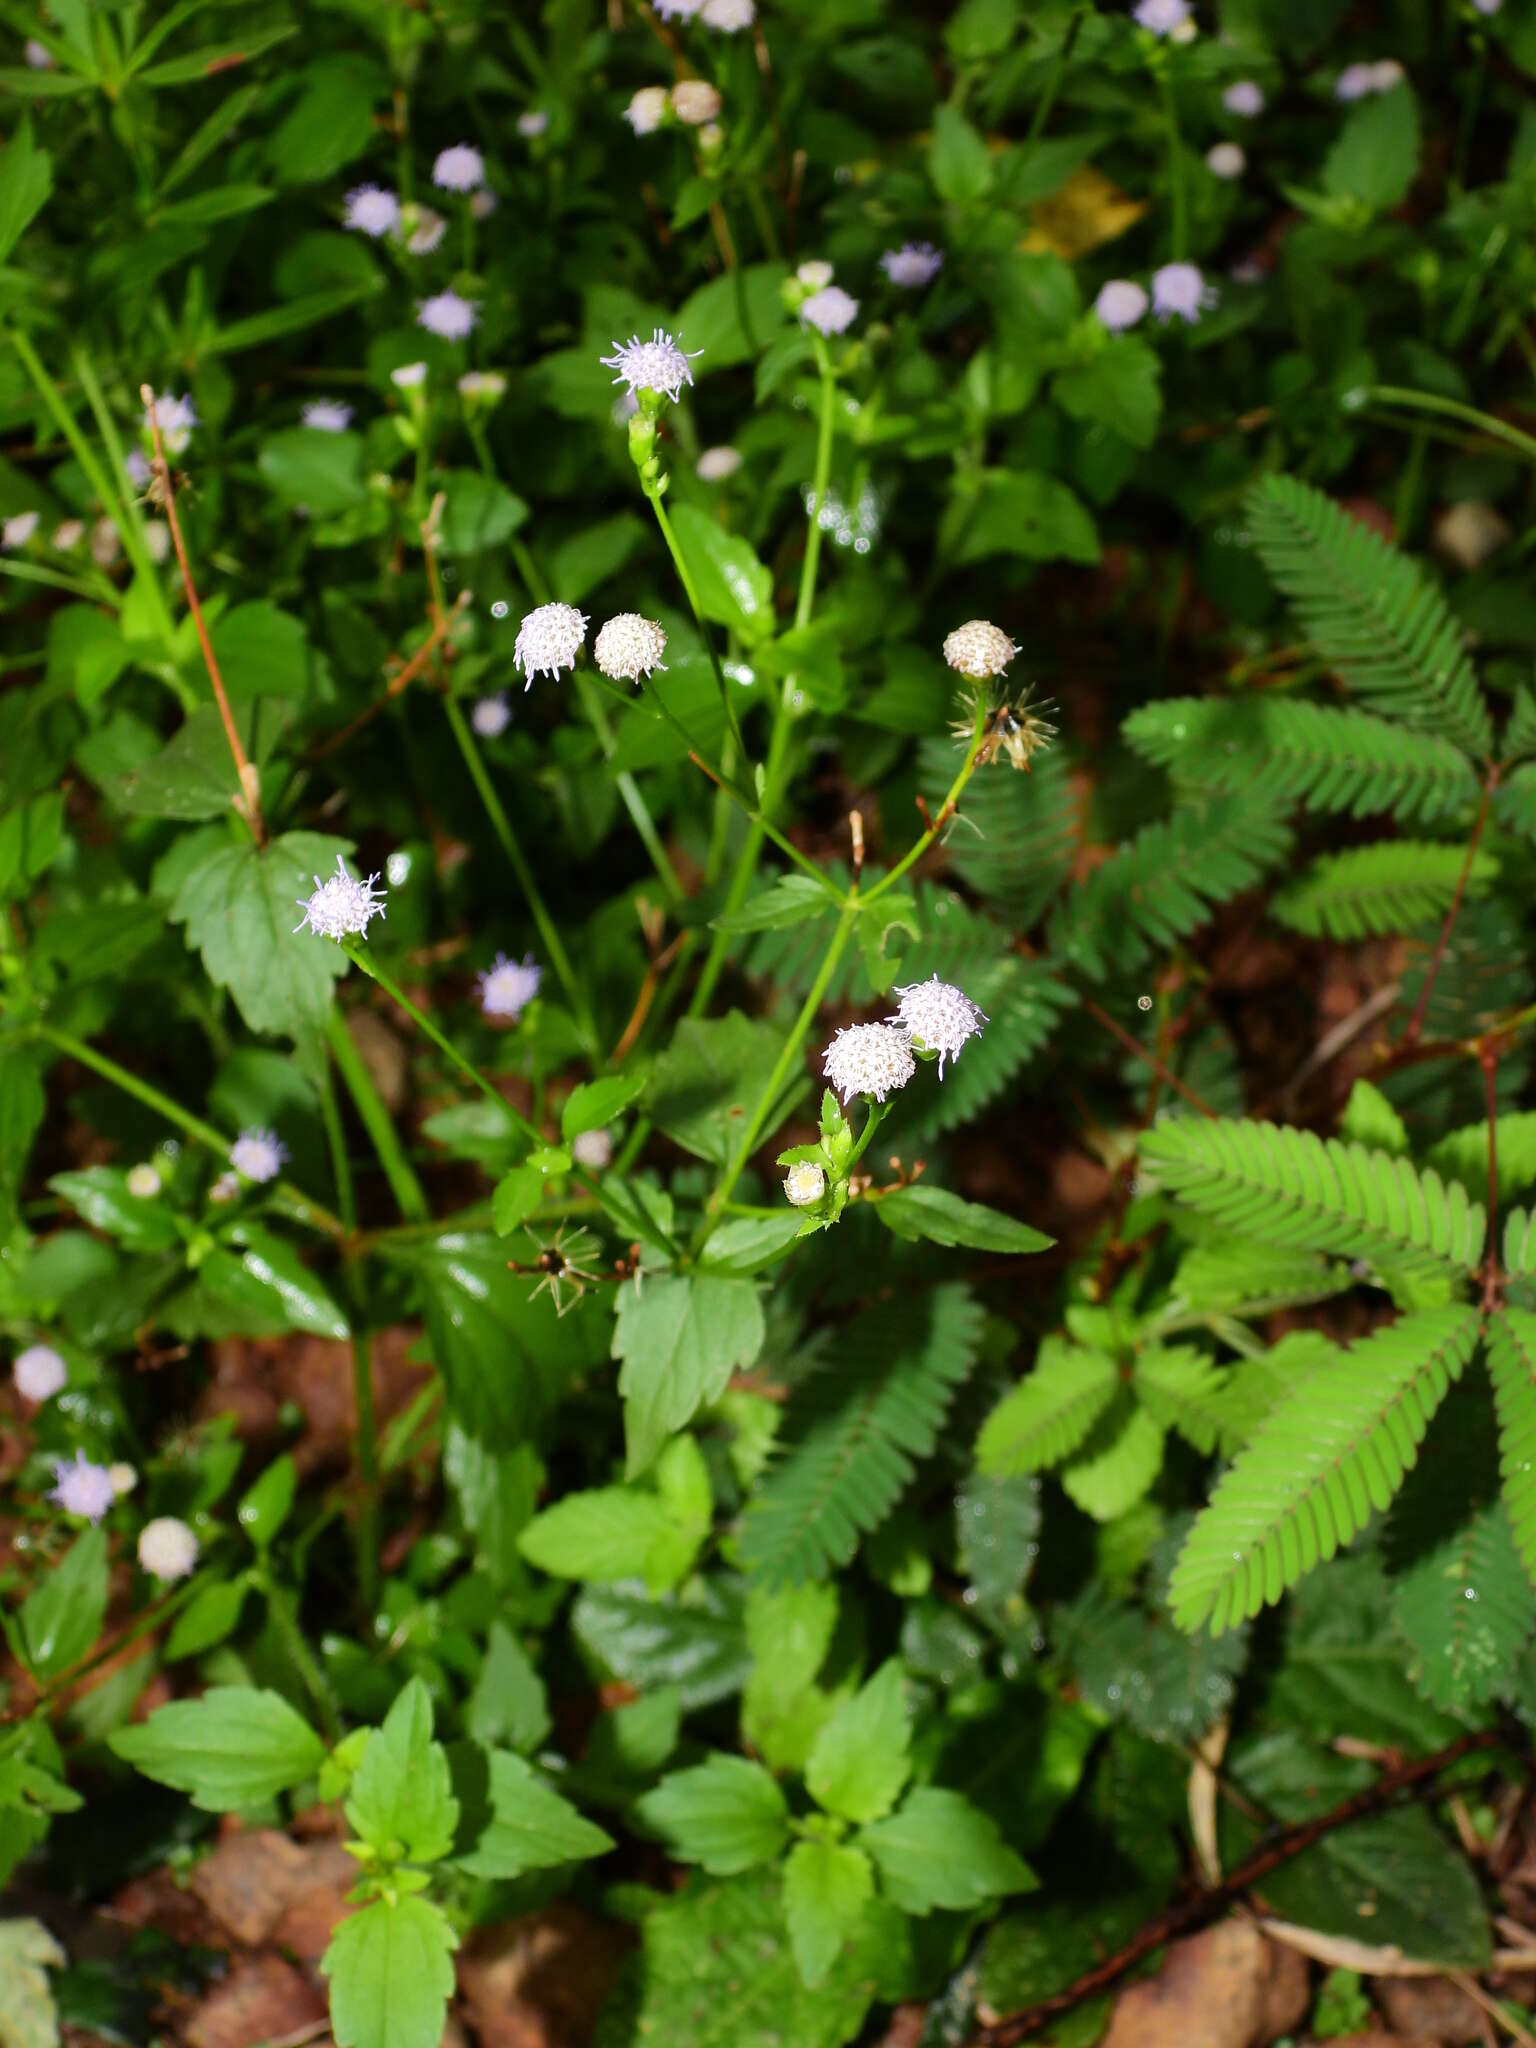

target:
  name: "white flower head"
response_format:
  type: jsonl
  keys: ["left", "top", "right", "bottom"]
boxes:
{"left": 626, "top": 85, "right": 669, "bottom": 135}
{"left": 406, "top": 207, "right": 448, "bottom": 255}
{"left": 890, "top": 976, "right": 988, "bottom": 1078}
{"left": 52, "top": 519, "right": 84, "bottom": 552}
{"left": 109, "top": 1462, "right": 137, "bottom": 1497}
{"left": 471, "top": 693, "right": 512, "bottom": 737}
{"left": 230, "top": 1128, "right": 288, "bottom": 1184}
{"left": 518, "top": 109, "right": 550, "bottom": 137}
{"left": 470, "top": 189, "right": 499, "bottom": 220}
{"left": 345, "top": 183, "right": 400, "bottom": 237}
{"left": 90, "top": 518, "right": 121, "bottom": 566}
{"left": 944, "top": 619, "right": 1018, "bottom": 680}
{"left": 595, "top": 613, "right": 668, "bottom": 682}
{"left": 1094, "top": 279, "right": 1150, "bottom": 331}
{"left": 697, "top": 444, "right": 742, "bottom": 482}
{"left": 1472, "top": 0, "right": 1502, "bottom": 13}
{"left": 145, "top": 390, "right": 197, "bottom": 456}
{"left": 295, "top": 855, "right": 387, "bottom": 943}
{"left": 51, "top": 1453, "right": 116, "bottom": 1523}
{"left": 823, "top": 1023, "right": 917, "bottom": 1105}
{"left": 458, "top": 370, "right": 507, "bottom": 403}
{"left": 144, "top": 519, "right": 171, "bottom": 565}
{"left": 670, "top": 79, "right": 722, "bottom": 125}
{"left": 13, "top": 1344, "right": 66, "bottom": 1403}
{"left": 572, "top": 1128, "right": 614, "bottom": 1171}
{"left": 1206, "top": 141, "right": 1245, "bottom": 179}
{"left": 138, "top": 1517, "right": 199, "bottom": 1582}
{"left": 796, "top": 260, "right": 835, "bottom": 289}
{"left": 1369, "top": 59, "right": 1406, "bottom": 90}
{"left": 126, "top": 1163, "right": 161, "bottom": 1200}
{"left": 600, "top": 328, "right": 702, "bottom": 403}
{"left": 1, "top": 511, "right": 39, "bottom": 550}
{"left": 1133, "top": 0, "right": 1190, "bottom": 34}
{"left": 881, "top": 241, "right": 944, "bottom": 288}
{"left": 302, "top": 399, "right": 353, "bottom": 432}
{"left": 783, "top": 1160, "right": 826, "bottom": 1208}
{"left": 418, "top": 290, "right": 479, "bottom": 341}
{"left": 24, "top": 38, "right": 54, "bottom": 67}
{"left": 1151, "top": 261, "right": 1216, "bottom": 322}
{"left": 655, "top": 0, "right": 703, "bottom": 17}
{"left": 125, "top": 448, "right": 152, "bottom": 490}
{"left": 479, "top": 951, "right": 542, "bottom": 1020}
{"left": 703, "top": 0, "right": 756, "bottom": 29}
{"left": 392, "top": 361, "right": 428, "bottom": 390}
{"left": 1337, "top": 59, "right": 1402, "bottom": 100}
{"left": 514, "top": 601, "right": 587, "bottom": 684}
{"left": 433, "top": 143, "right": 485, "bottom": 192}
{"left": 800, "top": 285, "right": 860, "bottom": 335}
{"left": 1223, "top": 80, "right": 1264, "bottom": 115}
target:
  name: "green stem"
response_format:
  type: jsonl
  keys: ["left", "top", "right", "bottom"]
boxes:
{"left": 1160, "top": 71, "right": 1187, "bottom": 263}
{"left": 319, "top": 1058, "right": 380, "bottom": 1616}
{"left": 863, "top": 699, "right": 990, "bottom": 904}
{"left": 690, "top": 897, "right": 859, "bottom": 1257}
{"left": 441, "top": 693, "right": 601, "bottom": 1059}
{"left": 845, "top": 1098, "right": 891, "bottom": 1173}
{"left": 325, "top": 1007, "right": 430, "bottom": 1223}
{"left": 259, "top": 1573, "right": 342, "bottom": 1742}
{"left": 641, "top": 481, "right": 751, "bottom": 768}
{"left": 796, "top": 340, "right": 838, "bottom": 633}
{"left": 1360, "top": 385, "right": 1536, "bottom": 468}
{"left": 27, "top": 1021, "right": 345, "bottom": 1239}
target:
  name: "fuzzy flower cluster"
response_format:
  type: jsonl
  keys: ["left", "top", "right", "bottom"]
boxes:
{"left": 344, "top": 183, "right": 400, "bottom": 237}
{"left": 1223, "top": 80, "right": 1264, "bottom": 116}
{"left": 1206, "top": 142, "right": 1245, "bottom": 180}
{"left": 231, "top": 1128, "right": 287, "bottom": 1184}
{"left": 822, "top": 1023, "right": 917, "bottom": 1106}
{"left": 458, "top": 370, "right": 507, "bottom": 404}
{"left": 625, "top": 86, "right": 669, "bottom": 136}
{"left": 146, "top": 391, "right": 198, "bottom": 456}
{"left": 514, "top": 602, "right": 588, "bottom": 684}
{"left": 697, "top": 445, "right": 742, "bottom": 482}
{"left": 703, "top": 0, "right": 756, "bottom": 29}
{"left": 881, "top": 241, "right": 944, "bottom": 288}
{"left": 479, "top": 952, "right": 542, "bottom": 1021}
{"left": 1335, "top": 59, "right": 1405, "bottom": 100}
{"left": 432, "top": 144, "right": 485, "bottom": 192}
{"left": 138, "top": 1517, "right": 199, "bottom": 1582}
{"left": 295, "top": 856, "right": 387, "bottom": 942}
{"left": 800, "top": 285, "right": 860, "bottom": 336}
{"left": 821, "top": 973, "right": 989, "bottom": 1108}
{"left": 13, "top": 1343, "right": 66, "bottom": 1403}
{"left": 671, "top": 79, "right": 721, "bottom": 124}
{"left": 51, "top": 1452, "right": 117, "bottom": 1523}
{"left": 595, "top": 614, "right": 667, "bottom": 683}
{"left": 944, "top": 619, "right": 1018, "bottom": 680}
{"left": 1094, "top": 264, "right": 1216, "bottom": 329}
{"left": 303, "top": 399, "right": 353, "bottom": 432}
{"left": 418, "top": 290, "right": 479, "bottom": 341}
{"left": 601, "top": 329, "right": 702, "bottom": 403}
{"left": 2, "top": 512, "right": 39, "bottom": 550}
{"left": 1132, "top": 0, "right": 1191, "bottom": 34}
{"left": 472, "top": 693, "right": 511, "bottom": 738}
{"left": 890, "top": 976, "right": 989, "bottom": 1078}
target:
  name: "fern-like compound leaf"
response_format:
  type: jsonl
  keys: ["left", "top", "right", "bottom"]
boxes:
{"left": 1133, "top": 1344, "right": 1234, "bottom": 1456}
{"left": 1487, "top": 1309, "right": 1536, "bottom": 1589}
{"left": 1154, "top": 1242, "right": 1353, "bottom": 1334}
{"left": 917, "top": 738, "right": 1080, "bottom": 927}
{"left": 1428, "top": 1114, "right": 1536, "bottom": 1203}
{"left": 1124, "top": 697, "right": 1479, "bottom": 824}
{"left": 1142, "top": 1117, "right": 1486, "bottom": 1277}
{"left": 1169, "top": 1306, "right": 1481, "bottom": 1635}
{"left": 1391, "top": 1500, "right": 1535, "bottom": 1712}
{"left": 975, "top": 1337, "right": 1117, "bottom": 1476}
{"left": 739, "top": 1285, "right": 984, "bottom": 1589}
{"left": 1060, "top": 1390, "right": 1164, "bottom": 1522}
{"left": 1495, "top": 762, "right": 1536, "bottom": 844}
{"left": 1271, "top": 840, "right": 1497, "bottom": 941}
{"left": 1050, "top": 794, "right": 1292, "bottom": 981}
{"left": 1501, "top": 688, "right": 1536, "bottom": 768}
{"left": 1245, "top": 474, "right": 1493, "bottom": 758}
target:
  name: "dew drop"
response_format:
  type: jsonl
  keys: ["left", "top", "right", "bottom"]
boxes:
{"left": 491, "top": 599, "right": 509, "bottom": 619}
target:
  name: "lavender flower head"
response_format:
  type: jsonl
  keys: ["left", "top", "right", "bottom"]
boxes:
{"left": 418, "top": 291, "right": 479, "bottom": 341}
{"left": 125, "top": 448, "right": 152, "bottom": 489}
{"left": 1133, "top": 0, "right": 1190, "bottom": 34}
{"left": 345, "top": 184, "right": 400, "bottom": 237}
{"left": 572, "top": 1129, "right": 613, "bottom": 1171}
{"left": 1, "top": 512, "right": 39, "bottom": 550}
{"left": 13, "top": 1344, "right": 66, "bottom": 1403}
{"left": 479, "top": 952, "right": 542, "bottom": 1021}
{"left": 881, "top": 241, "right": 944, "bottom": 288}
{"left": 471, "top": 694, "right": 512, "bottom": 737}
{"left": 51, "top": 1452, "right": 117, "bottom": 1523}
{"left": 1223, "top": 80, "right": 1264, "bottom": 116}
{"left": 139, "top": 1517, "right": 200, "bottom": 1581}
{"left": 391, "top": 361, "right": 428, "bottom": 390}
{"left": 703, "top": 0, "right": 756, "bottom": 28}
{"left": 514, "top": 602, "right": 588, "bottom": 684}
{"left": 1094, "top": 279, "right": 1150, "bottom": 331}
{"left": 822, "top": 1023, "right": 917, "bottom": 1105}
{"left": 24, "top": 37, "right": 54, "bottom": 67}
{"left": 1151, "top": 261, "right": 1216, "bottom": 322}
{"left": 601, "top": 329, "right": 702, "bottom": 403}
{"left": 432, "top": 143, "right": 485, "bottom": 192}
{"left": 295, "top": 855, "right": 387, "bottom": 942}
{"left": 230, "top": 1128, "right": 288, "bottom": 1184}
{"left": 890, "top": 976, "right": 988, "bottom": 1078}
{"left": 1336, "top": 59, "right": 1403, "bottom": 100}
{"left": 800, "top": 285, "right": 860, "bottom": 335}
{"left": 654, "top": 0, "right": 704, "bottom": 15}
{"left": 302, "top": 400, "right": 353, "bottom": 432}
{"left": 146, "top": 391, "right": 198, "bottom": 456}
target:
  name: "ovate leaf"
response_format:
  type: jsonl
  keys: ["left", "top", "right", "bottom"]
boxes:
{"left": 323, "top": 1896, "right": 458, "bottom": 2048}
{"left": 110, "top": 1687, "right": 325, "bottom": 1810}
{"left": 783, "top": 1842, "right": 874, "bottom": 1989}
{"left": 635, "top": 1755, "right": 789, "bottom": 1875}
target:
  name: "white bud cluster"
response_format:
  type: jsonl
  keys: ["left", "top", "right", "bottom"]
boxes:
{"left": 783, "top": 1161, "right": 827, "bottom": 1207}
{"left": 595, "top": 614, "right": 668, "bottom": 682}
{"left": 138, "top": 1516, "right": 200, "bottom": 1581}
{"left": 943, "top": 619, "right": 1018, "bottom": 680}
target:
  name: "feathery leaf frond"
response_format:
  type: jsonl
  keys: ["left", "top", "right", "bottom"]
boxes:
{"left": 975, "top": 1337, "right": 1117, "bottom": 1476}
{"left": 1245, "top": 474, "right": 1493, "bottom": 758}
{"left": 1487, "top": 1310, "right": 1536, "bottom": 1590}
{"left": 1133, "top": 1344, "right": 1234, "bottom": 1456}
{"left": 918, "top": 737, "right": 1080, "bottom": 926}
{"left": 1271, "top": 841, "right": 1497, "bottom": 941}
{"left": 1154, "top": 1242, "right": 1353, "bottom": 1333}
{"left": 1495, "top": 762, "right": 1536, "bottom": 845}
{"left": 1391, "top": 1499, "right": 1535, "bottom": 1711}
{"left": 1169, "top": 1307, "right": 1481, "bottom": 1634}
{"left": 1428, "top": 1114, "right": 1536, "bottom": 1203}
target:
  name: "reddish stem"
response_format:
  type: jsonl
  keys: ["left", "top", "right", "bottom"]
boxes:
{"left": 1402, "top": 766, "right": 1499, "bottom": 1047}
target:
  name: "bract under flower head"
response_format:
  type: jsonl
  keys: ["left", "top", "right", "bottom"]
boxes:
{"left": 51, "top": 1452, "right": 116, "bottom": 1523}
{"left": 479, "top": 952, "right": 542, "bottom": 1021}
{"left": 626, "top": 85, "right": 669, "bottom": 135}
{"left": 1223, "top": 79, "right": 1264, "bottom": 115}
{"left": 472, "top": 693, "right": 512, "bottom": 738}
{"left": 514, "top": 602, "right": 588, "bottom": 684}
{"left": 345, "top": 183, "right": 400, "bottom": 237}
{"left": 670, "top": 79, "right": 721, "bottom": 125}
{"left": 703, "top": 0, "right": 755, "bottom": 27}
{"left": 432, "top": 143, "right": 485, "bottom": 191}
{"left": 696, "top": 445, "right": 742, "bottom": 481}
{"left": 302, "top": 399, "right": 353, "bottom": 432}
{"left": 890, "top": 976, "right": 988, "bottom": 1078}
{"left": 1133, "top": 0, "right": 1190, "bottom": 33}
{"left": 1151, "top": 261, "right": 1216, "bottom": 322}
{"left": 600, "top": 329, "right": 702, "bottom": 403}
{"left": 1206, "top": 141, "right": 1245, "bottom": 178}
{"left": 800, "top": 285, "right": 860, "bottom": 335}
{"left": 230, "top": 1128, "right": 288, "bottom": 1183}
{"left": 944, "top": 619, "right": 1018, "bottom": 680}
{"left": 295, "top": 855, "right": 387, "bottom": 942}
{"left": 822, "top": 1023, "right": 917, "bottom": 1105}
{"left": 1094, "top": 279, "right": 1149, "bottom": 331}
{"left": 881, "top": 241, "right": 944, "bottom": 288}
{"left": 783, "top": 1160, "right": 826, "bottom": 1208}
{"left": 139, "top": 1516, "right": 200, "bottom": 1581}
{"left": 418, "top": 290, "right": 479, "bottom": 341}
{"left": 13, "top": 1344, "right": 66, "bottom": 1403}
{"left": 595, "top": 614, "right": 668, "bottom": 683}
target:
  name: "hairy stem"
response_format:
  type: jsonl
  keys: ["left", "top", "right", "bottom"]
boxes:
{"left": 862, "top": 699, "right": 990, "bottom": 904}
{"left": 641, "top": 480, "right": 751, "bottom": 768}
